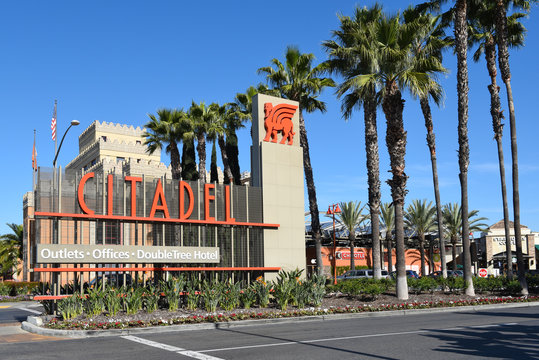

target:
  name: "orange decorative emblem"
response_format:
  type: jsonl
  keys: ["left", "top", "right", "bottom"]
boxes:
{"left": 263, "top": 103, "right": 298, "bottom": 145}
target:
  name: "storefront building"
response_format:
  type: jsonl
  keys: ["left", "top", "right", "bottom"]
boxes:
{"left": 478, "top": 220, "right": 537, "bottom": 276}
{"left": 23, "top": 94, "right": 306, "bottom": 291}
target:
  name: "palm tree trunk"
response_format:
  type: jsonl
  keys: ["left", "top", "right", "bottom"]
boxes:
{"left": 455, "top": 0, "right": 474, "bottom": 296}
{"left": 217, "top": 135, "right": 233, "bottom": 183}
{"left": 420, "top": 96, "right": 447, "bottom": 278}
{"left": 484, "top": 35, "right": 513, "bottom": 279}
{"left": 452, "top": 236, "right": 458, "bottom": 271}
{"left": 429, "top": 242, "right": 435, "bottom": 274}
{"left": 364, "top": 96, "right": 382, "bottom": 279}
{"left": 387, "top": 233, "right": 393, "bottom": 272}
{"left": 496, "top": 0, "right": 528, "bottom": 295}
{"left": 349, "top": 232, "right": 355, "bottom": 271}
{"left": 169, "top": 141, "right": 182, "bottom": 180}
{"left": 197, "top": 134, "right": 207, "bottom": 183}
{"left": 419, "top": 234, "right": 426, "bottom": 277}
{"left": 298, "top": 111, "right": 323, "bottom": 276}
{"left": 382, "top": 81, "right": 408, "bottom": 300}
{"left": 226, "top": 131, "right": 242, "bottom": 185}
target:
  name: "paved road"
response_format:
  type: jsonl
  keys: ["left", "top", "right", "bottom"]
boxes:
{"left": 2, "top": 304, "right": 539, "bottom": 359}
{"left": 0, "top": 302, "right": 64, "bottom": 344}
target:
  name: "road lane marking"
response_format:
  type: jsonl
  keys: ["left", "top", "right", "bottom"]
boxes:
{"left": 201, "top": 329, "right": 431, "bottom": 353}
{"left": 0, "top": 306, "right": 10, "bottom": 309}
{"left": 121, "top": 335, "right": 223, "bottom": 360}
{"left": 16, "top": 307, "right": 42, "bottom": 315}
{"left": 122, "top": 335, "right": 184, "bottom": 352}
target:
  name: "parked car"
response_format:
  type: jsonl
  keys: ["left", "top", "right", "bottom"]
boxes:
{"left": 429, "top": 270, "right": 463, "bottom": 278}
{"left": 390, "top": 270, "right": 420, "bottom": 279}
{"left": 337, "top": 269, "right": 389, "bottom": 280}
{"left": 87, "top": 273, "right": 133, "bottom": 288}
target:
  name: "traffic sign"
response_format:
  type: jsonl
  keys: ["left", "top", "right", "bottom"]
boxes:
{"left": 478, "top": 268, "right": 488, "bottom": 278}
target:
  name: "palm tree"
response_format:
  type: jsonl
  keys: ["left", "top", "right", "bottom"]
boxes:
{"left": 495, "top": 0, "right": 533, "bottom": 295}
{"left": 441, "top": 203, "right": 488, "bottom": 271}
{"left": 180, "top": 118, "right": 198, "bottom": 181}
{"left": 189, "top": 101, "right": 216, "bottom": 183}
{"left": 258, "top": 46, "right": 335, "bottom": 276}
{"left": 404, "top": 7, "right": 452, "bottom": 279}
{"left": 211, "top": 103, "right": 234, "bottom": 183}
{"left": 380, "top": 202, "right": 395, "bottom": 272}
{"left": 404, "top": 200, "right": 437, "bottom": 276}
{"left": 469, "top": 2, "right": 527, "bottom": 280}
{"left": 142, "top": 109, "right": 187, "bottom": 180}
{"left": 336, "top": 201, "right": 368, "bottom": 270}
{"left": 323, "top": 4, "right": 384, "bottom": 280}
{"left": 378, "top": 12, "right": 445, "bottom": 300}
{"left": 0, "top": 223, "right": 23, "bottom": 279}
{"left": 415, "top": 0, "right": 480, "bottom": 297}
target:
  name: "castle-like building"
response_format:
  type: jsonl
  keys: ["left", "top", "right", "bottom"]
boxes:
{"left": 65, "top": 121, "right": 172, "bottom": 178}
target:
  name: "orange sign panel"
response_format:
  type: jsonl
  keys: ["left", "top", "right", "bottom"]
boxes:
{"left": 263, "top": 103, "right": 298, "bottom": 145}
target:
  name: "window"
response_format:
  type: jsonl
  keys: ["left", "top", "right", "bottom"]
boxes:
{"left": 117, "top": 157, "right": 125, "bottom": 162}
{"left": 136, "top": 140, "right": 141, "bottom": 145}
{"left": 101, "top": 136, "right": 107, "bottom": 142}
{"left": 91, "top": 158, "right": 96, "bottom": 166}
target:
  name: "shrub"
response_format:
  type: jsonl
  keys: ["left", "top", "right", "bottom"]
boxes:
{"left": 239, "top": 284, "right": 257, "bottom": 309}
{"left": 142, "top": 284, "right": 160, "bottom": 313}
{"left": 104, "top": 287, "right": 122, "bottom": 316}
{"left": 253, "top": 276, "right": 271, "bottom": 308}
{"left": 122, "top": 287, "right": 145, "bottom": 315}
{"left": 0, "top": 282, "right": 10, "bottom": 296}
{"left": 272, "top": 271, "right": 295, "bottom": 310}
{"left": 185, "top": 279, "right": 200, "bottom": 310}
{"left": 84, "top": 286, "right": 105, "bottom": 316}
{"left": 441, "top": 276, "right": 465, "bottom": 293}
{"left": 408, "top": 277, "right": 437, "bottom": 294}
{"left": 201, "top": 280, "right": 222, "bottom": 312}
{"left": 503, "top": 278, "right": 522, "bottom": 295}
{"left": 220, "top": 280, "right": 241, "bottom": 311}
{"left": 161, "top": 276, "right": 186, "bottom": 312}
{"left": 307, "top": 274, "right": 327, "bottom": 307}
{"left": 57, "top": 295, "right": 83, "bottom": 320}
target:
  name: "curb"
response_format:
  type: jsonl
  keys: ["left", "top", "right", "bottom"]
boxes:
{"left": 21, "top": 301, "right": 539, "bottom": 338}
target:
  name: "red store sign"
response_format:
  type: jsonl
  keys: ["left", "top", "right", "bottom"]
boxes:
{"left": 336, "top": 251, "right": 365, "bottom": 260}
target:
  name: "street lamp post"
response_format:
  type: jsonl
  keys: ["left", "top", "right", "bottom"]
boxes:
{"left": 51, "top": 119, "right": 79, "bottom": 302}
{"left": 327, "top": 203, "right": 341, "bottom": 285}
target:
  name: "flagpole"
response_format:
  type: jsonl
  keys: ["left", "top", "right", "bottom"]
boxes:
{"left": 53, "top": 100, "right": 57, "bottom": 163}
{"left": 33, "top": 129, "right": 36, "bottom": 191}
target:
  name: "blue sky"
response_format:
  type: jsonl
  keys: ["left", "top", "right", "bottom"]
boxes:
{"left": 2, "top": 1, "right": 539, "bottom": 236}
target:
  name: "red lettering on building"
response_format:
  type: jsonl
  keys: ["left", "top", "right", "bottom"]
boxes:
{"left": 125, "top": 176, "right": 142, "bottom": 217}
{"left": 149, "top": 179, "right": 170, "bottom": 218}
{"left": 179, "top": 181, "right": 194, "bottom": 220}
{"left": 263, "top": 103, "right": 298, "bottom": 145}
{"left": 204, "top": 184, "right": 216, "bottom": 221}
{"left": 77, "top": 172, "right": 95, "bottom": 215}
{"left": 225, "top": 185, "right": 235, "bottom": 223}
{"left": 107, "top": 174, "right": 114, "bottom": 215}
{"left": 62, "top": 174, "right": 280, "bottom": 228}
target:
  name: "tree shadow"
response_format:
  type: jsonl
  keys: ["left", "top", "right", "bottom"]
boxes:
{"left": 217, "top": 327, "right": 397, "bottom": 359}
{"left": 423, "top": 322, "right": 539, "bottom": 359}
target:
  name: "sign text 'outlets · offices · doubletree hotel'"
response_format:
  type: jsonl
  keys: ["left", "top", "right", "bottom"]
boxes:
{"left": 23, "top": 94, "right": 306, "bottom": 291}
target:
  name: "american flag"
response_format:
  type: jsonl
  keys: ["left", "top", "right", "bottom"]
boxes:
{"left": 51, "top": 101, "right": 57, "bottom": 141}
{"left": 51, "top": 115, "right": 56, "bottom": 141}
{"left": 32, "top": 131, "right": 37, "bottom": 171}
